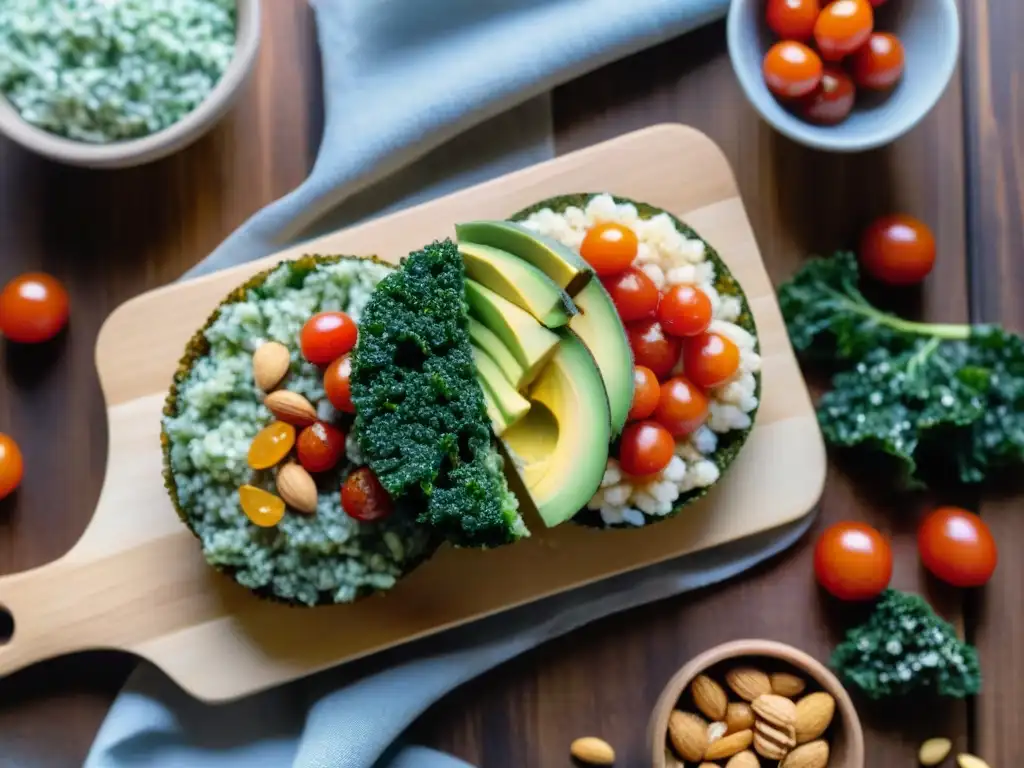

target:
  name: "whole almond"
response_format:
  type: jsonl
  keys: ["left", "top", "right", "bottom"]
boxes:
{"left": 704, "top": 729, "right": 754, "bottom": 761}
{"left": 754, "top": 731, "right": 790, "bottom": 760}
{"left": 693, "top": 674, "right": 729, "bottom": 721}
{"left": 726, "top": 751, "right": 759, "bottom": 768}
{"left": 264, "top": 390, "right": 317, "bottom": 427}
{"left": 752, "top": 693, "right": 798, "bottom": 730}
{"left": 794, "top": 692, "right": 835, "bottom": 744}
{"left": 780, "top": 740, "right": 829, "bottom": 768}
{"left": 569, "top": 736, "right": 614, "bottom": 765}
{"left": 276, "top": 463, "right": 318, "bottom": 514}
{"left": 770, "top": 672, "right": 807, "bottom": 698}
{"left": 668, "top": 710, "right": 708, "bottom": 762}
{"left": 253, "top": 341, "right": 291, "bottom": 391}
{"left": 725, "top": 702, "right": 755, "bottom": 734}
{"left": 957, "top": 755, "right": 991, "bottom": 768}
{"left": 726, "top": 667, "right": 772, "bottom": 702}
{"left": 918, "top": 738, "right": 952, "bottom": 766}
{"left": 755, "top": 719, "right": 796, "bottom": 751}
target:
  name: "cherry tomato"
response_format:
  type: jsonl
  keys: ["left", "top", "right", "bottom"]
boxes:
{"left": 654, "top": 376, "right": 709, "bottom": 437}
{"left": 324, "top": 354, "right": 355, "bottom": 413}
{"left": 814, "top": 0, "right": 873, "bottom": 61}
{"left": 814, "top": 521, "right": 892, "bottom": 600}
{"left": 300, "top": 311, "right": 357, "bottom": 366}
{"left": 297, "top": 421, "right": 346, "bottom": 474}
{"left": 762, "top": 41, "right": 824, "bottom": 98}
{"left": 918, "top": 507, "right": 997, "bottom": 588}
{"left": 341, "top": 467, "right": 393, "bottom": 522}
{"left": 657, "top": 284, "right": 713, "bottom": 337}
{"left": 859, "top": 214, "right": 936, "bottom": 285}
{"left": 602, "top": 267, "right": 659, "bottom": 322}
{"left": 851, "top": 32, "right": 905, "bottom": 90}
{"left": 580, "top": 223, "right": 639, "bottom": 276}
{"left": 0, "top": 434, "right": 24, "bottom": 500}
{"left": 0, "top": 273, "right": 69, "bottom": 344}
{"left": 626, "top": 319, "right": 682, "bottom": 380}
{"left": 628, "top": 366, "right": 661, "bottom": 421}
{"left": 681, "top": 332, "right": 740, "bottom": 389}
{"left": 800, "top": 66, "right": 856, "bottom": 125}
{"left": 766, "top": 0, "right": 822, "bottom": 42}
{"left": 617, "top": 421, "right": 675, "bottom": 477}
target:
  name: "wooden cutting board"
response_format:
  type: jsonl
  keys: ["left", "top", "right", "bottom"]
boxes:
{"left": 0, "top": 124, "right": 825, "bottom": 702}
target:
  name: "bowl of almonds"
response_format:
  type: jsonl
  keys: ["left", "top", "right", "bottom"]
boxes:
{"left": 648, "top": 639, "right": 864, "bottom": 768}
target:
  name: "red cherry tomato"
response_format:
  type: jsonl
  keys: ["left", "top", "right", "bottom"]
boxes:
{"left": 859, "top": 214, "right": 936, "bottom": 286}
{"left": 626, "top": 320, "right": 682, "bottom": 380}
{"left": 580, "top": 223, "right": 639, "bottom": 276}
{"left": 657, "top": 284, "right": 713, "bottom": 337}
{"left": 300, "top": 311, "right": 357, "bottom": 366}
{"left": 628, "top": 366, "right": 661, "bottom": 421}
{"left": 814, "top": 0, "right": 874, "bottom": 61}
{"left": 814, "top": 521, "right": 893, "bottom": 600}
{"left": 0, "top": 273, "right": 69, "bottom": 344}
{"left": 617, "top": 421, "right": 675, "bottom": 477}
{"left": 681, "top": 332, "right": 740, "bottom": 389}
{"left": 341, "top": 467, "right": 393, "bottom": 522}
{"left": 762, "top": 41, "right": 824, "bottom": 98}
{"left": 918, "top": 507, "right": 997, "bottom": 588}
{"left": 602, "top": 267, "right": 659, "bottom": 322}
{"left": 297, "top": 421, "right": 346, "bottom": 474}
{"left": 801, "top": 66, "right": 856, "bottom": 125}
{"left": 324, "top": 354, "right": 356, "bottom": 413}
{"left": 766, "top": 0, "right": 822, "bottom": 42}
{"left": 851, "top": 32, "right": 905, "bottom": 90}
{"left": 654, "top": 376, "right": 709, "bottom": 437}
{"left": 0, "top": 434, "right": 24, "bottom": 500}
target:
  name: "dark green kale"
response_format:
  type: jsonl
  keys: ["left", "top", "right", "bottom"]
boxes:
{"left": 350, "top": 239, "right": 526, "bottom": 548}
{"left": 830, "top": 589, "right": 981, "bottom": 700}
{"left": 779, "top": 252, "right": 1024, "bottom": 487}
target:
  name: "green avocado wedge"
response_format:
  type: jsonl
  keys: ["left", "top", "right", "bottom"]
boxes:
{"left": 472, "top": 345, "right": 530, "bottom": 427}
{"left": 467, "top": 317, "right": 526, "bottom": 389}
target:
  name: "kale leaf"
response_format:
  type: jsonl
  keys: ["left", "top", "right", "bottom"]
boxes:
{"left": 830, "top": 589, "right": 981, "bottom": 700}
{"left": 351, "top": 239, "right": 527, "bottom": 548}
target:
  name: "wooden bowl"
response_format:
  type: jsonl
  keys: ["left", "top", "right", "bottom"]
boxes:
{"left": 648, "top": 639, "right": 865, "bottom": 768}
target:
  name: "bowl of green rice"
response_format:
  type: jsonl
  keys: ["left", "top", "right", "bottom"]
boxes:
{"left": 0, "top": 0, "right": 260, "bottom": 169}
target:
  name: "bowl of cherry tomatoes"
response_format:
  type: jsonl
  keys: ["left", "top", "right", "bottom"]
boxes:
{"left": 727, "top": 0, "right": 960, "bottom": 152}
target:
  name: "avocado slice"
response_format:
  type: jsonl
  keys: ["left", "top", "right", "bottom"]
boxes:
{"left": 460, "top": 242, "right": 575, "bottom": 329}
{"left": 472, "top": 345, "right": 530, "bottom": 428}
{"left": 456, "top": 220, "right": 593, "bottom": 297}
{"left": 467, "top": 317, "right": 526, "bottom": 389}
{"left": 481, "top": 383, "right": 511, "bottom": 436}
{"left": 502, "top": 331, "right": 611, "bottom": 528}
{"left": 568, "top": 280, "right": 634, "bottom": 436}
{"left": 465, "top": 280, "right": 559, "bottom": 387}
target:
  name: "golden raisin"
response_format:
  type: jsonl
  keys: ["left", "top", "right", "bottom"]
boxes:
{"left": 238, "top": 485, "right": 286, "bottom": 527}
{"left": 248, "top": 421, "right": 296, "bottom": 470}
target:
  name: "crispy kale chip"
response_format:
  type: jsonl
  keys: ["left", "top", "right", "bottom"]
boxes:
{"left": 350, "top": 239, "right": 526, "bottom": 548}
{"left": 830, "top": 589, "right": 981, "bottom": 700}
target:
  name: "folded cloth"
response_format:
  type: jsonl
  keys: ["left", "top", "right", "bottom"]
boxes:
{"left": 84, "top": 1, "right": 821, "bottom": 767}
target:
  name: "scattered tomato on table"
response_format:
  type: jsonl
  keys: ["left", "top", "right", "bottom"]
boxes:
{"left": 0, "top": 434, "right": 24, "bottom": 500}
{"left": 859, "top": 213, "right": 936, "bottom": 285}
{"left": 814, "top": 520, "right": 892, "bottom": 600}
{"left": 341, "top": 467, "right": 393, "bottom": 522}
{"left": 300, "top": 310, "right": 358, "bottom": 366}
{"left": 0, "top": 272, "right": 70, "bottom": 344}
{"left": 918, "top": 507, "right": 997, "bottom": 588}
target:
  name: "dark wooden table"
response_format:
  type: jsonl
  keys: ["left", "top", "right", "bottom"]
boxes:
{"left": 0, "top": 2, "right": 1020, "bottom": 765}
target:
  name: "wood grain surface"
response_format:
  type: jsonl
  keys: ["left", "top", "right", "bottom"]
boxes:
{"left": 0, "top": 0, "right": 1018, "bottom": 765}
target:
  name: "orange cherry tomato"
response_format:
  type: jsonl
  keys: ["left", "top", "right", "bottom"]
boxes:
{"left": 297, "top": 421, "right": 346, "bottom": 474}
{"left": 238, "top": 485, "right": 286, "bottom": 528}
{"left": 617, "top": 421, "right": 675, "bottom": 478}
{"left": 814, "top": 0, "right": 873, "bottom": 61}
{"left": 766, "top": 0, "right": 821, "bottom": 42}
{"left": 602, "top": 267, "right": 659, "bottom": 322}
{"left": 324, "top": 354, "right": 356, "bottom": 414}
{"left": 851, "top": 32, "right": 905, "bottom": 90}
{"left": 580, "top": 223, "right": 639, "bottom": 276}
{"left": 248, "top": 421, "right": 296, "bottom": 470}
{"left": 681, "top": 332, "right": 740, "bottom": 389}
{"left": 800, "top": 66, "right": 856, "bottom": 125}
{"left": 814, "top": 521, "right": 892, "bottom": 600}
{"left": 0, "top": 434, "right": 24, "bottom": 500}
{"left": 0, "top": 273, "right": 69, "bottom": 344}
{"left": 341, "top": 467, "right": 393, "bottom": 522}
{"left": 628, "top": 366, "right": 661, "bottom": 421}
{"left": 657, "top": 284, "right": 713, "bottom": 337}
{"left": 654, "top": 376, "right": 709, "bottom": 437}
{"left": 626, "top": 319, "right": 682, "bottom": 380}
{"left": 859, "top": 214, "right": 936, "bottom": 286}
{"left": 300, "top": 311, "right": 358, "bottom": 366}
{"left": 918, "top": 507, "right": 997, "bottom": 588}
{"left": 762, "top": 41, "right": 823, "bottom": 98}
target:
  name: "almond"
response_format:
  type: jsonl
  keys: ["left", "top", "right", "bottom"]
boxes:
{"left": 693, "top": 674, "right": 729, "bottom": 721}
{"left": 957, "top": 755, "right": 991, "bottom": 768}
{"left": 725, "top": 702, "right": 755, "bottom": 734}
{"left": 780, "top": 739, "right": 829, "bottom": 768}
{"left": 726, "top": 667, "right": 772, "bottom": 702}
{"left": 755, "top": 719, "right": 797, "bottom": 751}
{"left": 794, "top": 692, "right": 835, "bottom": 744}
{"left": 276, "top": 462, "right": 318, "bottom": 514}
{"left": 697, "top": 764, "right": 720, "bottom": 768}
{"left": 253, "top": 341, "right": 291, "bottom": 391}
{"left": 264, "top": 390, "right": 317, "bottom": 427}
{"left": 752, "top": 693, "right": 798, "bottom": 731}
{"left": 668, "top": 710, "right": 708, "bottom": 762}
{"left": 770, "top": 672, "right": 807, "bottom": 698}
{"left": 918, "top": 738, "right": 952, "bottom": 766}
{"left": 708, "top": 721, "right": 728, "bottom": 744}
{"left": 704, "top": 729, "right": 754, "bottom": 761}
{"left": 725, "top": 751, "right": 759, "bottom": 768}
{"left": 569, "top": 736, "right": 614, "bottom": 765}
{"left": 754, "top": 730, "right": 790, "bottom": 760}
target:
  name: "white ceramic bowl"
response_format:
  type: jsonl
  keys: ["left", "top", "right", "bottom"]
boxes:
{"left": 727, "top": 0, "right": 960, "bottom": 152}
{"left": 0, "top": 0, "right": 260, "bottom": 169}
